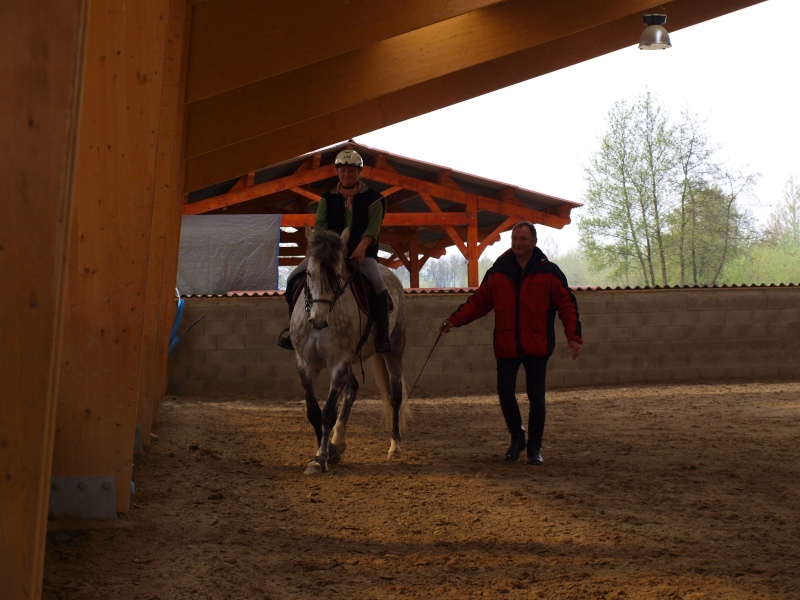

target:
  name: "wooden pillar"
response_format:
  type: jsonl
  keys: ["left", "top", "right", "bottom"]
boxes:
{"left": 52, "top": 0, "right": 173, "bottom": 516}
{"left": 137, "top": 0, "right": 188, "bottom": 449}
{"left": 466, "top": 195, "right": 479, "bottom": 286}
{"left": 0, "top": 2, "right": 87, "bottom": 597}
{"left": 409, "top": 227, "right": 420, "bottom": 288}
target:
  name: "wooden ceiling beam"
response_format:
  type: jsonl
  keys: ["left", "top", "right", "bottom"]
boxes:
{"left": 184, "top": 163, "right": 572, "bottom": 227}
{"left": 184, "top": 0, "right": 763, "bottom": 192}
{"left": 184, "top": 164, "right": 335, "bottom": 213}
{"left": 475, "top": 197, "right": 570, "bottom": 228}
{"left": 185, "top": 0, "right": 661, "bottom": 159}
{"left": 279, "top": 212, "right": 476, "bottom": 228}
{"left": 186, "top": 0, "right": 504, "bottom": 102}
{"left": 479, "top": 216, "right": 517, "bottom": 254}
{"left": 289, "top": 187, "right": 322, "bottom": 203}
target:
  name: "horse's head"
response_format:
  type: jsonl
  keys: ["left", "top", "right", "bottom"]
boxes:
{"left": 304, "top": 225, "right": 349, "bottom": 330}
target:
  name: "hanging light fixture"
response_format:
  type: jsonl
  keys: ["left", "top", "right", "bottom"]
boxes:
{"left": 639, "top": 14, "right": 672, "bottom": 50}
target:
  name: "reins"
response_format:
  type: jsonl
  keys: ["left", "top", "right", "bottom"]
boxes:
{"left": 407, "top": 331, "right": 442, "bottom": 401}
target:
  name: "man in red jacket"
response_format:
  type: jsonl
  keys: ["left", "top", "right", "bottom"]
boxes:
{"left": 440, "top": 221, "right": 582, "bottom": 465}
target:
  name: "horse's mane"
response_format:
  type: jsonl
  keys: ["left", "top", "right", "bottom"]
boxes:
{"left": 308, "top": 230, "right": 345, "bottom": 295}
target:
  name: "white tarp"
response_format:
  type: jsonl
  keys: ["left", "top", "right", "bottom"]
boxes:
{"left": 177, "top": 215, "right": 280, "bottom": 294}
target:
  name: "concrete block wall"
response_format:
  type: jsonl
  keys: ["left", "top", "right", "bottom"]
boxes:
{"left": 167, "top": 287, "right": 800, "bottom": 398}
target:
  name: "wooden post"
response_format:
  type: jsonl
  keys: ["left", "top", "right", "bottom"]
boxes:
{"left": 409, "top": 228, "right": 421, "bottom": 288}
{"left": 467, "top": 195, "right": 479, "bottom": 286}
{"left": 0, "top": 2, "right": 87, "bottom": 597}
{"left": 52, "top": 0, "right": 172, "bottom": 515}
{"left": 137, "top": 0, "right": 189, "bottom": 448}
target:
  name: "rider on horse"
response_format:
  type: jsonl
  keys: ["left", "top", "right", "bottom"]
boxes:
{"left": 277, "top": 148, "right": 393, "bottom": 353}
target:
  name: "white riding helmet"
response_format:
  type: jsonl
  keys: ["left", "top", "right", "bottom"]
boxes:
{"left": 334, "top": 149, "right": 363, "bottom": 169}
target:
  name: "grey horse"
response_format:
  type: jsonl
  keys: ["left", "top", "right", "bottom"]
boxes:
{"left": 290, "top": 225, "right": 409, "bottom": 476}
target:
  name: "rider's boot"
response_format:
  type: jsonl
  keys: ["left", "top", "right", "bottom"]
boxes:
{"left": 276, "top": 271, "right": 305, "bottom": 350}
{"left": 371, "top": 290, "right": 393, "bottom": 353}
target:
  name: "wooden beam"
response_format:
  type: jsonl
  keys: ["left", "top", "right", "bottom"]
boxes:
{"left": 186, "top": 0, "right": 504, "bottom": 101}
{"left": 475, "top": 197, "right": 570, "bottom": 228}
{"left": 183, "top": 164, "right": 335, "bottom": 213}
{"left": 184, "top": 0, "right": 764, "bottom": 191}
{"left": 385, "top": 241, "right": 412, "bottom": 271}
{"left": 1, "top": 2, "right": 87, "bottom": 597}
{"left": 289, "top": 187, "right": 323, "bottom": 203}
{"left": 279, "top": 212, "right": 476, "bottom": 228}
{"left": 479, "top": 216, "right": 517, "bottom": 255}
{"left": 184, "top": 0, "right": 660, "bottom": 159}
{"left": 137, "top": 0, "right": 189, "bottom": 451}
{"left": 185, "top": 150, "right": 574, "bottom": 223}
{"left": 381, "top": 186, "right": 404, "bottom": 198}
{"left": 467, "top": 195, "right": 479, "bottom": 286}
{"left": 53, "top": 0, "right": 172, "bottom": 515}
{"left": 409, "top": 230, "right": 421, "bottom": 288}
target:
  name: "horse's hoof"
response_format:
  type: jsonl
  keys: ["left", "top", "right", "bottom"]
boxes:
{"left": 328, "top": 444, "right": 341, "bottom": 465}
{"left": 303, "top": 458, "right": 327, "bottom": 476}
{"left": 387, "top": 439, "right": 402, "bottom": 460}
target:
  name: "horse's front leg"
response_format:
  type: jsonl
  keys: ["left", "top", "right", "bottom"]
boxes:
{"left": 304, "top": 366, "right": 349, "bottom": 476}
{"left": 386, "top": 355, "right": 406, "bottom": 460}
{"left": 329, "top": 368, "right": 358, "bottom": 465}
{"left": 298, "top": 367, "right": 322, "bottom": 445}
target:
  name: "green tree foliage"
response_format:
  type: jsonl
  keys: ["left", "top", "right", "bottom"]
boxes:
{"left": 763, "top": 176, "right": 800, "bottom": 246}
{"left": 721, "top": 176, "right": 800, "bottom": 284}
{"left": 547, "top": 248, "right": 597, "bottom": 288}
{"left": 579, "top": 92, "right": 757, "bottom": 287}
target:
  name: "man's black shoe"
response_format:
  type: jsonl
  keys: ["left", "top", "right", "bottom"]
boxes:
{"left": 504, "top": 432, "right": 526, "bottom": 461}
{"left": 276, "top": 328, "right": 294, "bottom": 350}
{"left": 527, "top": 449, "right": 544, "bottom": 465}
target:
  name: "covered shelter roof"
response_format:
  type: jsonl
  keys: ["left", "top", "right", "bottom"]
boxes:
{"left": 183, "top": 141, "right": 581, "bottom": 283}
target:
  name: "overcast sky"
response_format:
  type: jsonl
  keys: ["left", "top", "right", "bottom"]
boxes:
{"left": 358, "top": 0, "right": 800, "bottom": 258}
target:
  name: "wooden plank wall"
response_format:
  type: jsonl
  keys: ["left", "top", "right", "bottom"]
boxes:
{"left": 51, "top": 0, "right": 175, "bottom": 516}
{"left": 0, "top": 2, "right": 87, "bottom": 597}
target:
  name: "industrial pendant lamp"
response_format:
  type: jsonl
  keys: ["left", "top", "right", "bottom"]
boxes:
{"left": 639, "top": 14, "right": 671, "bottom": 50}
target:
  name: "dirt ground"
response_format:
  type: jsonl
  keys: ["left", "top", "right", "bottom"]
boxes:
{"left": 43, "top": 381, "right": 800, "bottom": 599}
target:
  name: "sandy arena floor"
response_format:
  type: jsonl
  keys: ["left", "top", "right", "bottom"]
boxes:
{"left": 43, "top": 381, "right": 800, "bottom": 599}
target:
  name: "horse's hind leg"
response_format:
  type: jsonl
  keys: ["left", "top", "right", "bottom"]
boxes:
{"left": 384, "top": 354, "right": 406, "bottom": 460}
{"left": 330, "top": 369, "right": 358, "bottom": 465}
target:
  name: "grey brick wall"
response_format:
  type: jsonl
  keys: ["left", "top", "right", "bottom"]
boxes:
{"left": 167, "top": 287, "right": 800, "bottom": 398}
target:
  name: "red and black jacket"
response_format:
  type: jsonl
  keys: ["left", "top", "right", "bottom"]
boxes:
{"left": 448, "top": 247, "right": 582, "bottom": 359}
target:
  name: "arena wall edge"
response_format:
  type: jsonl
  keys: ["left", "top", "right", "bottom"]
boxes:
{"left": 167, "top": 287, "right": 800, "bottom": 398}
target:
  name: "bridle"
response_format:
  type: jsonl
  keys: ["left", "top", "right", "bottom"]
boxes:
{"left": 303, "top": 263, "right": 349, "bottom": 314}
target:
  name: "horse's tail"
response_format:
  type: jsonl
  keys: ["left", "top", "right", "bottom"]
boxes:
{"left": 372, "top": 355, "right": 411, "bottom": 432}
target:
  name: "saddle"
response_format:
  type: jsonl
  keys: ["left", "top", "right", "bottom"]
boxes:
{"left": 286, "top": 262, "right": 394, "bottom": 356}
{"left": 286, "top": 262, "right": 394, "bottom": 317}
{"left": 345, "top": 261, "right": 394, "bottom": 316}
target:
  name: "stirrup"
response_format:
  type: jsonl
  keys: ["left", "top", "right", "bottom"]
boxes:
{"left": 276, "top": 327, "right": 293, "bottom": 350}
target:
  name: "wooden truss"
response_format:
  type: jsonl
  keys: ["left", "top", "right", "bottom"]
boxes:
{"left": 183, "top": 146, "right": 576, "bottom": 287}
